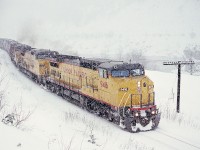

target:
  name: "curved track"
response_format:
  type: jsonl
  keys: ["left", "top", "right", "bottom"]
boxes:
{"left": 155, "top": 129, "right": 200, "bottom": 149}
{"left": 138, "top": 128, "right": 200, "bottom": 150}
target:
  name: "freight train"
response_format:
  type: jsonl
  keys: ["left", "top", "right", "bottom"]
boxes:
{"left": 0, "top": 38, "right": 160, "bottom": 132}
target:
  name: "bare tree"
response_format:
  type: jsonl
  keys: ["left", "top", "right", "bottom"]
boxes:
{"left": 183, "top": 45, "right": 200, "bottom": 75}
{"left": 0, "top": 68, "right": 6, "bottom": 113}
{"left": 2, "top": 101, "right": 34, "bottom": 127}
{"left": 0, "top": 91, "right": 5, "bottom": 113}
{"left": 131, "top": 50, "right": 143, "bottom": 63}
{"left": 125, "top": 49, "right": 146, "bottom": 67}
{"left": 12, "top": 101, "right": 33, "bottom": 127}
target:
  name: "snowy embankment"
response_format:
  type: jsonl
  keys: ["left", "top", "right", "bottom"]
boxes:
{"left": 0, "top": 49, "right": 200, "bottom": 150}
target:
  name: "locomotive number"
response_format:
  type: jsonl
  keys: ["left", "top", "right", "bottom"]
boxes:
{"left": 100, "top": 81, "right": 108, "bottom": 88}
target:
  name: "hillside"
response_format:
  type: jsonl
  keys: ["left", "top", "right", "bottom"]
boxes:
{"left": 0, "top": 0, "right": 200, "bottom": 59}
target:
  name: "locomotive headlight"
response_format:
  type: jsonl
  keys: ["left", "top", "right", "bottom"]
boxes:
{"left": 151, "top": 110, "right": 156, "bottom": 115}
{"left": 137, "top": 81, "right": 141, "bottom": 87}
{"left": 149, "top": 85, "right": 154, "bottom": 89}
{"left": 135, "top": 112, "right": 139, "bottom": 117}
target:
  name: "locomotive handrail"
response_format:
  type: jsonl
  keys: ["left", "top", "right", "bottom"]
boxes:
{"left": 148, "top": 92, "right": 155, "bottom": 106}
{"left": 118, "top": 92, "right": 127, "bottom": 114}
{"left": 130, "top": 94, "right": 142, "bottom": 108}
{"left": 122, "top": 94, "right": 131, "bottom": 116}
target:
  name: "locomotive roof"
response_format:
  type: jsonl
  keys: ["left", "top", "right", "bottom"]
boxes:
{"left": 30, "top": 49, "right": 59, "bottom": 59}
{"left": 99, "top": 62, "right": 144, "bottom": 70}
{"left": 54, "top": 55, "right": 81, "bottom": 65}
{"left": 56, "top": 54, "right": 80, "bottom": 60}
{"left": 31, "top": 49, "right": 50, "bottom": 54}
{"left": 80, "top": 58, "right": 112, "bottom": 70}
{"left": 16, "top": 43, "right": 32, "bottom": 51}
{"left": 81, "top": 58, "right": 112, "bottom": 63}
{"left": 31, "top": 49, "right": 58, "bottom": 55}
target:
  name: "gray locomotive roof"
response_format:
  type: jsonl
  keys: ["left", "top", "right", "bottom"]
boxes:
{"left": 31, "top": 49, "right": 50, "bottom": 54}
{"left": 99, "top": 62, "right": 144, "bottom": 70}
{"left": 82, "top": 58, "right": 112, "bottom": 63}
{"left": 30, "top": 49, "right": 58, "bottom": 55}
{"left": 57, "top": 54, "right": 80, "bottom": 60}
{"left": 98, "top": 62, "right": 118, "bottom": 69}
{"left": 16, "top": 43, "right": 31, "bottom": 50}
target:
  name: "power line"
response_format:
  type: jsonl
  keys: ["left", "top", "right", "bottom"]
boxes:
{"left": 163, "top": 61, "right": 195, "bottom": 113}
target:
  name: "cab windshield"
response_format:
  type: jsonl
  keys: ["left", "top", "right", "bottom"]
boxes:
{"left": 130, "top": 68, "right": 144, "bottom": 76}
{"left": 111, "top": 70, "right": 129, "bottom": 77}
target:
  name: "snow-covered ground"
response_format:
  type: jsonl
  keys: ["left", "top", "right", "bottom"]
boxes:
{"left": 0, "top": 49, "right": 200, "bottom": 150}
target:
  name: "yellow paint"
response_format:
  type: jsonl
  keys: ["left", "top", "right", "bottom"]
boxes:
{"left": 48, "top": 62, "right": 155, "bottom": 108}
{"left": 18, "top": 51, "right": 50, "bottom": 77}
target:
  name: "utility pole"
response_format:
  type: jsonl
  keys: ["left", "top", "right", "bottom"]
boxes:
{"left": 163, "top": 61, "right": 195, "bottom": 113}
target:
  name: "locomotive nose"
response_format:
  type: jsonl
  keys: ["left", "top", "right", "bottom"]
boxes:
{"left": 141, "top": 77, "right": 155, "bottom": 106}
{"left": 135, "top": 77, "right": 154, "bottom": 106}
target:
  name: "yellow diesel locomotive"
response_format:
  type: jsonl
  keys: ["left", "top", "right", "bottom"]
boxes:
{"left": 0, "top": 38, "right": 160, "bottom": 132}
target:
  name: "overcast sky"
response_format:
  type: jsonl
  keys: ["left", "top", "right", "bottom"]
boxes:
{"left": 0, "top": 0, "right": 200, "bottom": 57}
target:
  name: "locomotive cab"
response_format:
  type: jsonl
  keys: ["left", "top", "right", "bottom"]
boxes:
{"left": 98, "top": 62, "right": 154, "bottom": 107}
{"left": 98, "top": 62, "right": 160, "bottom": 132}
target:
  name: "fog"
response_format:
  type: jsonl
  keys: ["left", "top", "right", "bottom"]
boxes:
{"left": 0, "top": 0, "right": 200, "bottom": 58}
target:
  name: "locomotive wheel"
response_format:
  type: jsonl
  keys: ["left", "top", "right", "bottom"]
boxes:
{"left": 108, "top": 112, "right": 113, "bottom": 122}
{"left": 50, "top": 86, "right": 55, "bottom": 93}
{"left": 55, "top": 87, "right": 61, "bottom": 96}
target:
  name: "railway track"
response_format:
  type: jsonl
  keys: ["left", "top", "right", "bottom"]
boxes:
{"left": 156, "top": 129, "right": 200, "bottom": 149}
{"left": 139, "top": 128, "right": 200, "bottom": 150}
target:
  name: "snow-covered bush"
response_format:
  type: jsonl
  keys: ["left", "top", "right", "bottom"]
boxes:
{"left": 120, "top": 137, "right": 155, "bottom": 150}
{"left": 159, "top": 98, "right": 200, "bottom": 130}
{"left": 0, "top": 66, "right": 33, "bottom": 127}
{"left": 48, "top": 135, "right": 74, "bottom": 150}
{"left": 88, "top": 125, "right": 96, "bottom": 145}
{"left": 0, "top": 90, "right": 5, "bottom": 113}
{"left": 1, "top": 100, "right": 33, "bottom": 128}
{"left": 9, "top": 101, "right": 33, "bottom": 127}
{"left": 0, "top": 67, "right": 6, "bottom": 116}
{"left": 184, "top": 45, "right": 200, "bottom": 75}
